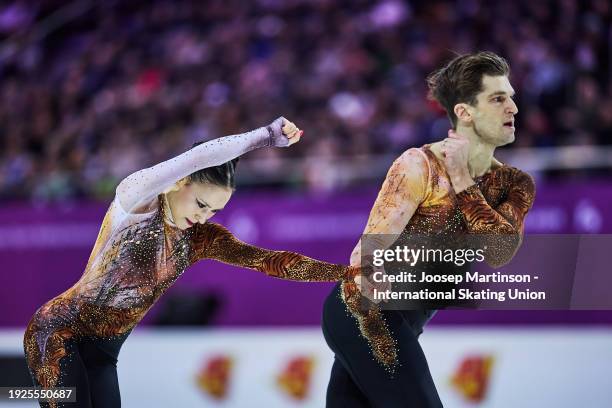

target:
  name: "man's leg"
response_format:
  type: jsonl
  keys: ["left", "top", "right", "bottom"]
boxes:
{"left": 326, "top": 357, "right": 370, "bottom": 407}
{"left": 322, "top": 283, "right": 442, "bottom": 408}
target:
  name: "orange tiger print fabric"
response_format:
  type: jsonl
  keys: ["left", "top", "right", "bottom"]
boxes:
{"left": 190, "top": 222, "right": 358, "bottom": 281}
{"left": 340, "top": 144, "right": 536, "bottom": 369}
{"left": 24, "top": 194, "right": 357, "bottom": 407}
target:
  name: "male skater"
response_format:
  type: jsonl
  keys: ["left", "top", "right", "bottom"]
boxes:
{"left": 322, "top": 51, "right": 536, "bottom": 407}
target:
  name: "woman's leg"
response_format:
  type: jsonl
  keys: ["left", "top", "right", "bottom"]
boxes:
{"left": 26, "top": 334, "right": 124, "bottom": 408}
{"left": 86, "top": 364, "right": 120, "bottom": 408}
{"left": 322, "top": 283, "right": 442, "bottom": 408}
{"left": 78, "top": 333, "right": 129, "bottom": 408}
{"left": 24, "top": 335, "right": 93, "bottom": 408}
{"left": 24, "top": 298, "right": 97, "bottom": 407}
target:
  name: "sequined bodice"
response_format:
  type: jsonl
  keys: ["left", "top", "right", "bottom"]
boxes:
{"left": 75, "top": 199, "right": 189, "bottom": 312}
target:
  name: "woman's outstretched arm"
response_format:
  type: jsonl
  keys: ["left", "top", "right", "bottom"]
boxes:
{"left": 115, "top": 117, "right": 292, "bottom": 212}
{"left": 188, "top": 222, "right": 359, "bottom": 282}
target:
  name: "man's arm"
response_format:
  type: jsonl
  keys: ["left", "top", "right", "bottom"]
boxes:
{"left": 337, "top": 148, "right": 430, "bottom": 368}
{"left": 441, "top": 130, "right": 536, "bottom": 268}
{"left": 349, "top": 148, "right": 429, "bottom": 267}
{"left": 455, "top": 168, "right": 535, "bottom": 267}
{"left": 188, "top": 222, "right": 358, "bottom": 282}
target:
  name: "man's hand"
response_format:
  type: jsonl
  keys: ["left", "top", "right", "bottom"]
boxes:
{"left": 268, "top": 117, "right": 304, "bottom": 147}
{"left": 440, "top": 129, "right": 474, "bottom": 193}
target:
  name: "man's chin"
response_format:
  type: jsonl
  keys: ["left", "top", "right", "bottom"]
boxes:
{"left": 494, "top": 132, "right": 515, "bottom": 146}
{"left": 503, "top": 133, "right": 515, "bottom": 145}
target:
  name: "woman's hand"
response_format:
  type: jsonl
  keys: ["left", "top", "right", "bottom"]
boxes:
{"left": 354, "top": 265, "right": 391, "bottom": 304}
{"left": 268, "top": 117, "right": 304, "bottom": 147}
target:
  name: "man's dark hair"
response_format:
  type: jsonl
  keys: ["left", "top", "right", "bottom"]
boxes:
{"left": 188, "top": 141, "right": 239, "bottom": 189}
{"left": 426, "top": 51, "right": 510, "bottom": 128}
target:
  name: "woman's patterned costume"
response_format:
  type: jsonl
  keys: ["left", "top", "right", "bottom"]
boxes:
{"left": 23, "top": 124, "right": 357, "bottom": 407}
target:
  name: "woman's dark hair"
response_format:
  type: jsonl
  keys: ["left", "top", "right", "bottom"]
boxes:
{"left": 426, "top": 51, "right": 510, "bottom": 128}
{"left": 187, "top": 141, "right": 239, "bottom": 189}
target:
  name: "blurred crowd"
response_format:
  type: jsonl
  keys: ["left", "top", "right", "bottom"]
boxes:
{"left": 0, "top": 0, "right": 610, "bottom": 200}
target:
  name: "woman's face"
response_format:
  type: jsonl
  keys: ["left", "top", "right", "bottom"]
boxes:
{"left": 165, "top": 180, "right": 233, "bottom": 229}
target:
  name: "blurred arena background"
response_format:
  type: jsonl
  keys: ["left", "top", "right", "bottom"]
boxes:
{"left": 0, "top": 0, "right": 610, "bottom": 406}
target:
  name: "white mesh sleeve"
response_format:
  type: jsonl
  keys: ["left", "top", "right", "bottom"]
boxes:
{"left": 115, "top": 126, "right": 272, "bottom": 214}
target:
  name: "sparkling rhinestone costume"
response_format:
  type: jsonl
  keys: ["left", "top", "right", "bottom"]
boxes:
{"left": 23, "top": 126, "right": 356, "bottom": 407}
{"left": 338, "top": 144, "right": 536, "bottom": 369}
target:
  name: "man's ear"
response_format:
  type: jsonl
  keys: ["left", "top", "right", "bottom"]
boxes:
{"left": 453, "top": 103, "right": 473, "bottom": 124}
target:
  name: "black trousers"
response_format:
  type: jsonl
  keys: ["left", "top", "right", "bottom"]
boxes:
{"left": 29, "top": 332, "right": 130, "bottom": 408}
{"left": 322, "top": 283, "right": 443, "bottom": 408}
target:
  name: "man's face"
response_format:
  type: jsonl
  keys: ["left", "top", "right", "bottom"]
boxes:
{"left": 462, "top": 75, "right": 518, "bottom": 146}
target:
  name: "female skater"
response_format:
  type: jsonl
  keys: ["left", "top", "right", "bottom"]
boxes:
{"left": 23, "top": 117, "right": 358, "bottom": 407}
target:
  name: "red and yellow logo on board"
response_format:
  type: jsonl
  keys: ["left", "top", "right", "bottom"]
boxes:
{"left": 450, "top": 354, "right": 494, "bottom": 403}
{"left": 277, "top": 356, "right": 315, "bottom": 400}
{"left": 196, "top": 355, "right": 233, "bottom": 400}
